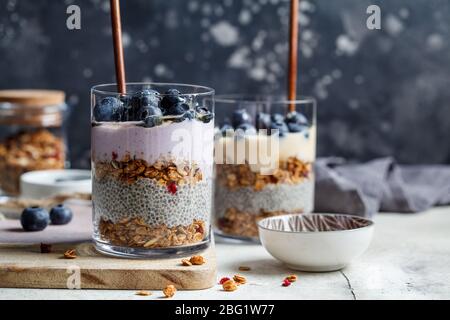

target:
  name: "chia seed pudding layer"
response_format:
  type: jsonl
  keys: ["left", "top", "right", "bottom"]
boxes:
{"left": 214, "top": 157, "right": 314, "bottom": 239}
{"left": 93, "top": 175, "right": 212, "bottom": 228}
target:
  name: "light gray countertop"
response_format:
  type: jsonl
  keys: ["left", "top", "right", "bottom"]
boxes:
{"left": 1, "top": 206, "right": 449, "bottom": 300}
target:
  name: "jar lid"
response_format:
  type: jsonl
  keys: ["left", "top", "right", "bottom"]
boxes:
{"left": 0, "top": 89, "right": 65, "bottom": 107}
{"left": 0, "top": 90, "right": 66, "bottom": 126}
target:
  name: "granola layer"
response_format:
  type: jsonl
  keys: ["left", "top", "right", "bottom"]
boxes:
{"left": 217, "top": 208, "right": 302, "bottom": 238}
{"left": 98, "top": 217, "right": 207, "bottom": 248}
{"left": 0, "top": 129, "right": 65, "bottom": 195}
{"left": 216, "top": 157, "right": 312, "bottom": 191}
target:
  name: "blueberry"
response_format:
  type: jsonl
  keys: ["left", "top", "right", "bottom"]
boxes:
{"left": 285, "top": 111, "right": 308, "bottom": 126}
{"left": 270, "top": 121, "right": 289, "bottom": 137}
{"left": 287, "top": 122, "right": 308, "bottom": 133}
{"left": 256, "top": 112, "right": 271, "bottom": 129}
{"left": 161, "top": 89, "right": 185, "bottom": 111}
{"left": 232, "top": 109, "right": 252, "bottom": 127}
{"left": 49, "top": 204, "right": 73, "bottom": 225}
{"left": 93, "top": 97, "right": 124, "bottom": 122}
{"left": 220, "top": 124, "right": 234, "bottom": 136}
{"left": 21, "top": 207, "right": 49, "bottom": 232}
{"left": 142, "top": 115, "right": 163, "bottom": 128}
{"left": 138, "top": 105, "right": 163, "bottom": 120}
{"left": 237, "top": 123, "right": 257, "bottom": 135}
{"left": 184, "top": 110, "right": 195, "bottom": 120}
{"left": 271, "top": 113, "right": 285, "bottom": 125}
{"left": 196, "top": 106, "right": 214, "bottom": 123}
{"left": 165, "top": 102, "right": 190, "bottom": 116}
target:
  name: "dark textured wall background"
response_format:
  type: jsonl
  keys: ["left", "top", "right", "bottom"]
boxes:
{"left": 0, "top": 0, "right": 449, "bottom": 168}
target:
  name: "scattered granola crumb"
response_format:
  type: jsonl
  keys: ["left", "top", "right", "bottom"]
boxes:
{"left": 282, "top": 279, "right": 291, "bottom": 287}
{"left": 40, "top": 243, "right": 52, "bottom": 253}
{"left": 222, "top": 279, "right": 238, "bottom": 292}
{"left": 238, "top": 266, "right": 251, "bottom": 271}
{"left": 219, "top": 277, "right": 230, "bottom": 285}
{"left": 190, "top": 255, "right": 205, "bottom": 265}
{"left": 63, "top": 249, "right": 77, "bottom": 259}
{"left": 181, "top": 259, "right": 192, "bottom": 266}
{"left": 135, "top": 291, "right": 152, "bottom": 296}
{"left": 285, "top": 274, "right": 298, "bottom": 283}
{"left": 163, "top": 285, "right": 177, "bottom": 298}
{"left": 233, "top": 274, "right": 247, "bottom": 285}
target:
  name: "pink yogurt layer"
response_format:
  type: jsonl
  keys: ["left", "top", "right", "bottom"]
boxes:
{"left": 92, "top": 120, "right": 215, "bottom": 178}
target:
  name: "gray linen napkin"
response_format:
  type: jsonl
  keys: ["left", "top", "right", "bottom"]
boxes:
{"left": 314, "top": 157, "right": 450, "bottom": 218}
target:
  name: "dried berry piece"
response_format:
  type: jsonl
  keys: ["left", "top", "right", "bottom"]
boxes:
{"left": 190, "top": 255, "right": 205, "bottom": 265}
{"left": 285, "top": 274, "right": 297, "bottom": 283}
{"left": 233, "top": 274, "right": 247, "bottom": 285}
{"left": 135, "top": 291, "right": 152, "bottom": 296}
{"left": 163, "top": 284, "right": 177, "bottom": 298}
{"left": 282, "top": 279, "right": 291, "bottom": 287}
{"left": 40, "top": 243, "right": 52, "bottom": 253}
{"left": 238, "top": 266, "right": 251, "bottom": 271}
{"left": 181, "top": 259, "right": 192, "bottom": 266}
{"left": 167, "top": 181, "right": 177, "bottom": 195}
{"left": 63, "top": 249, "right": 77, "bottom": 259}
{"left": 219, "top": 277, "right": 230, "bottom": 285}
{"left": 222, "top": 279, "right": 238, "bottom": 292}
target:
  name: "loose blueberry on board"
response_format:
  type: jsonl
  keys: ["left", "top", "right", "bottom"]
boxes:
{"left": 142, "top": 115, "right": 163, "bottom": 128}
{"left": 270, "top": 121, "right": 289, "bottom": 137}
{"left": 285, "top": 111, "right": 308, "bottom": 126}
{"left": 256, "top": 112, "right": 271, "bottom": 129}
{"left": 49, "top": 204, "right": 73, "bottom": 225}
{"left": 93, "top": 97, "right": 124, "bottom": 122}
{"left": 161, "top": 89, "right": 185, "bottom": 111}
{"left": 20, "top": 207, "right": 50, "bottom": 232}
{"left": 287, "top": 122, "right": 308, "bottom": 133}
{"left": 232, "top": 109, "right": 252, "bottom": 127}
{"left": 237, "top": 123, "right": 257, "bottom": 135}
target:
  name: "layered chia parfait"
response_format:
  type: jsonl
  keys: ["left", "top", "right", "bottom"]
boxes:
{"left": 214, "top": 96, "right": 316, "bottom": 241}
{"left": 91, "top": 83, "right": 215, "bottom": 257}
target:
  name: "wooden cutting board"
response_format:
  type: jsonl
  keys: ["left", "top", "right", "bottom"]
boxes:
{"left": 0, "top": 204, "right": 217, "bottom": 290}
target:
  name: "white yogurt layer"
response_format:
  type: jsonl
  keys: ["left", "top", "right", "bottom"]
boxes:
{"left": 92, "top": 120, "right": 215, "bottom": 177}
{"left": 215, "top": 125, "right": 316, "bottom": 173}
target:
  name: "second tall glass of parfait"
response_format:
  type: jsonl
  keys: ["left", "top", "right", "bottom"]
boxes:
{"left": 91, "top": 83, "right": 215, "bottom": 258}
{"left": 214, "top": 95, "right": 316, "bottom": 241}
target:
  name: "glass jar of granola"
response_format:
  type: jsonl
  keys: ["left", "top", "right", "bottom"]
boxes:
{"left": 0, "top": 90, "right": 68, "bottom": 196}
{"left": 214, "top": 95, "right": 316, "bottom": 242}
{"left": 91, "top": 83, "right": 215, "bottom": 258}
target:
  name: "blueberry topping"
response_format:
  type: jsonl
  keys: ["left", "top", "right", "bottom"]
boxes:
{"left": 287, "top": 122, "right": 308, "bottom": 133}
{"left": 49, "top": 204, "right": 73, "bottom": 225}
{"left": 142, "top": 115, "right": 163, "bottom": 128}
{"left": 256, "top": 112, "right": 271, "bottom": 129}
{"left": 285, "top": 111, "right": 308, "bottom": 126}
{"left": 93, "top": 97, "right": 124, "bottom": 122}
{"left": 271, "top": 113, "right": 285, "bottom": 125}
{"left": 165, "top": 102, "right": 190, "bottom": 116}
{"left": 236, "top": 123, "right": 257, "bottom": 135}
{"left": 196, "top": 106, "right": 214, "bottom": 123}
{"left": 220, "top": 124, "right": 234, "bottom": 135}
{"left": 184, "top": 110, "right": 195, "bottom": 120}
{"left": 232, "top": 109, "right": 252, "bottom": 127}
{"left": 138, "top": 105, "right": 163, "bottom": 120}
{"left": 161, "top": 89, "right": 185, "bottom": 111}
{"left": 21, "top": 207, "right": 49, "bottom": 232}
{"left": 270, "top": 121, "right": 289, "bottom": 137}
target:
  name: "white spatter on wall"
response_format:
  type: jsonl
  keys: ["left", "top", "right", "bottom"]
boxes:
{"left": 336, "top": 34, "right": 359, "bottom": 56}
{"left": 209, "top": 21, "right": 239, "bottom": 46}
{"left": 385, "top": 14, "right": 404, "bottom": 37}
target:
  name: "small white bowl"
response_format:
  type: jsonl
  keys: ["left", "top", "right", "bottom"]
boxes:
{"left": 20, "top": 169, "right": 91, "bottom": 199}
{"left": 258, "top": 214, "right": 374, "bottom": 272}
